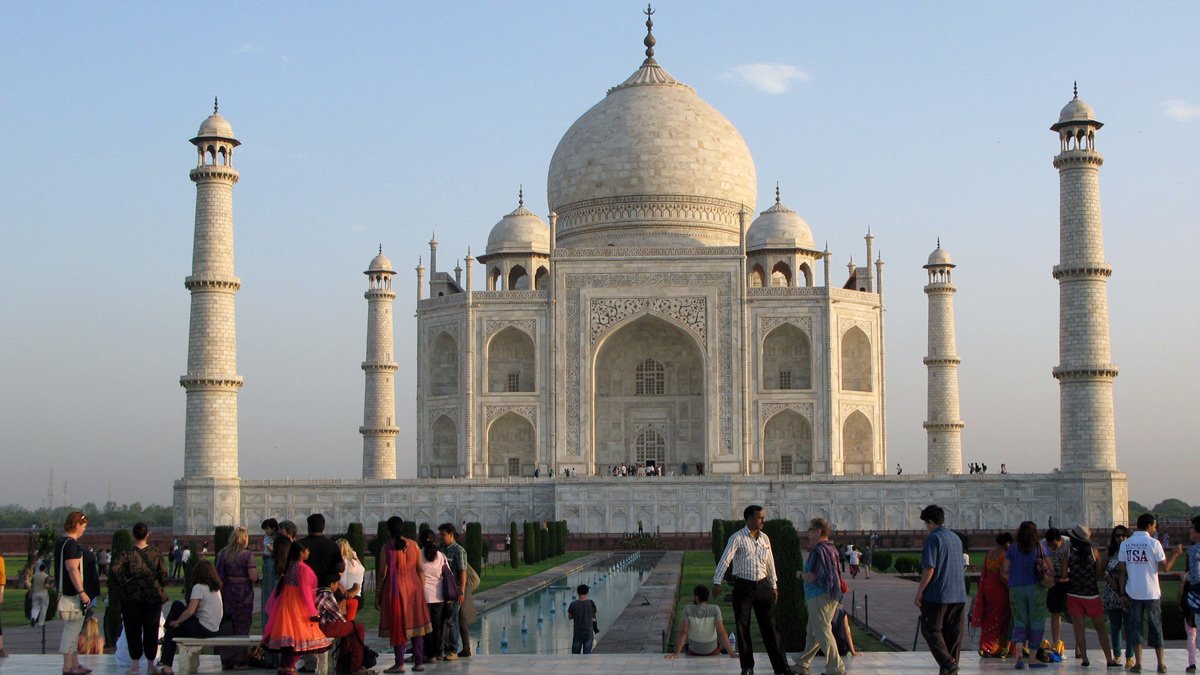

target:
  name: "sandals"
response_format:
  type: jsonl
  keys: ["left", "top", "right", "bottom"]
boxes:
{"left": 383, "top": 664, "right": 406, "bottom": 674}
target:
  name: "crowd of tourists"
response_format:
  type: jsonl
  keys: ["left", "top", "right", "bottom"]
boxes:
{"left": 25, "top": 510, "right": 475, "bottom": 675}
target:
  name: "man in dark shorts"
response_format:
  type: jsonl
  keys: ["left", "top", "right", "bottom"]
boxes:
{"left": 1043, "top": 528, "right": 1070, "bottom": 655}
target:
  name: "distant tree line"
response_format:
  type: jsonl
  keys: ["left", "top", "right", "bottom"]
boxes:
{"left": 1127, "top": 499, "right": 1199, "bottom": 521}
{"left": 0, "top": 502, "right": 174, "bottom": 529}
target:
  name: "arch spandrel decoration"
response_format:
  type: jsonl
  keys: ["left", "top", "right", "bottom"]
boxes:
{"left": 484, "top": 319, "right": 536, "bottom": 341}
{"left": 589, "top": 297, "right": 707, "bottom": 347}
{"left": 760, "top": 402, "right": 815, "bottom": 426}
{"left": 759, "top": 316, "right": 813, "bottom": 336}
{"left": 484, "top": 404, "right": 537, "bottom": 429}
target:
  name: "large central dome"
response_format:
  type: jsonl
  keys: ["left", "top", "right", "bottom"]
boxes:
{"left": 547, "top": 56, "right": 757, "bottom": 248}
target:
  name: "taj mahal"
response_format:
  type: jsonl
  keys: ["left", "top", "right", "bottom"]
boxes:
{"left": 173, "top": 13, "right": 1126, "bottom": 535}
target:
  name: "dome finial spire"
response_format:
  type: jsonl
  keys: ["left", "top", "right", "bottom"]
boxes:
{"left": 519, "top": 185, "right": 524, "bottom": 207}
{"left": 775, "top": 181, "right": 781, "bottom": 204}
{"left": 213, "top": 96, "right": 219, "bottom": 114}
{"left": 643, "top": 4, "right": 656, "bottom": 60}
{"left": 379, "top": 243, "right": 383, "bottom": 255}
{"left": 1073, "top": 81, "right": 1078, "bottom": 99}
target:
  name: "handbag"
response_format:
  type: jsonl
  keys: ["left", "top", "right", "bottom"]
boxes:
{"left": 464, "top": 562, "right": 481, "bottom": 594}
{"left": 1035, "top": 547, "right": 1056, "bottom": 588}
{"left": 440, "top": 559, "right": 461, "bottom": 599}
{"left": 57, "top": 540, "right": 84, "bottom": 620}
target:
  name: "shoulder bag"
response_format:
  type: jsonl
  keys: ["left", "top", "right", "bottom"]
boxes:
{"left": 57, "top": 539, "right": 84, "bottom": 620}
{"left": 439, "top": 557, "right": 460, "bottom": 599}
{"left": 1035, "top": 546, "right": 1056, "bottom": 588}
{"left": 464, "top": 561, "right": 481, "bottom": 594}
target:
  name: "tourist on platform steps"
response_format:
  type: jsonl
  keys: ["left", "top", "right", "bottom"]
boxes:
{"left": 796, "top": 516, "right": 843, "bottom": 675}
{"left": 915, "top": 504, "right": 967, "bottom": 675}
{"left": 158, "top": 558, "right": 224, "bottom": 675}
{"left": 216, "top": 526, "right": 258, "bottom": 670}
{"left": 30, "top": 560, "right": 51, "bottom": 627}
{"left": 261, "top": 518, "right": 280, "bottom": 627}
{"left": 1182, "top": 515, "right": 1200, "bottom": 673}
{"left": 714, "top": 504, "right": 796, "bottom": 675}
{"left": 109, "top": 521, "right": 169, "bottom": 672}
{"left": 1003, "top": 521, "right": 1049, "bottom": 669}
{"left": 1064, "top": 523, "right": 1115, "bottom": 667}
{"left": 338, "top": 538, "right": 366, "bottom": 618}
{"left": 56, "top": 511, "right": 90, "bottom": 675}
{"left": 568, "top": 584, "right": 598, "bottom": 655}
{"left": 1119, "top": 513, "right": 1184, "bottom": 674}
{"left": 377, "top": 517, "right": 431, "bottom": 672}
{"left": 439, "top": 523, "right": 471, "bottom": 660}
{"left": 418, "top": 530, "right": 449, "bottom": 663}
{"left": 260, "top": 540, "right": 331, "bottom": 675}
{"left": 666, "top": 585, "right": 736, "bottom": 659}
{"left": 1102, "top": 525, "right": 1134, "bottom": 668}
{"left": 1041, "top": 527, "right": 1070, "bottom": 656}
{"left": 971, "top": 532, "right": 1012, "bottom": 658}
{"left": 316, "top": 579, "right": 366, "bottom": 674}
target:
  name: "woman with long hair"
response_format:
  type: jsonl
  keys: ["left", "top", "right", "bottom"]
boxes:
{"left": 418, "top": 530, "right": 448, "bottom": 665}
{"left": 972, "top": 532, "right": 1013, "bottom": 658}
{"left": 77, "top": 616, "right": 105, "bottom": 655}
{"left": 1102, "top": 525, "right": 1133, "bottom": 667}
{"left": 1065, "top": 525, "right": 1115, "bottom": 667}
{"left": 1002, "top": 521, "right": 1048, "bottom": 669}
{"left": 56, "top": 511, "right": 90, "bottom": 675}
{"left": 375, "top": 517, "right": 431, "bottom": 673}
{"left": 261, "top": 540, "right": 332, "bottom": 675}
{"left": 109, "top": 521, "right": 168, "bottom": 674}
{"left": 157, "top": 559, "right": 224, "bottom": 675}
{"left": 216, "top": 527, "right": 259, "bottom": 670}
{"left": 337, "top": 538, "right": 365, "bottom": 616}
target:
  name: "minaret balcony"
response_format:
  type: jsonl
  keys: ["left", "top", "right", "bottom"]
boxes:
{"left": 180, "top": 374, "right": 244, "bottom": 389}
{"left": 361, "top": 362, "right": 399, "bottom": 372}
{"left": 1052, "top": 263, "right": 1112, "bottom": 280}
{"left": 1052, "top": 364, "right": 1119, "bottom": 381}
{"left": 184, "top": 275, "right": 242, "bottom": 292}
{"left": 189, "top": 165, "right": 240, "bottom": 183}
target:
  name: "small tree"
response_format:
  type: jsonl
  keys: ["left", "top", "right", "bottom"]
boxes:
{"left": 214, "top": 525, "right": 234, "bottom": 555}
{"left": 346, "top": 522, "right": 366, "bottom": 563}
{"left": 370, "top": 521, "right": 389, "bottom": 570}
{"left": 523, "top": 521, "right": 536, "bottom": 565}
{"left": 402, "top": 520, "right": 417, "bottom": 542}
{"left": 465, "top": 522, "right": 484, "bottom": 575}
{"left": 762, "top": 519, "right": 806, "bottom": 649}
{"left": 871, "top": 550, "right": 893, "bottom": 572}
{"left": 711, "top": 519, "right": 725, "bottom": 563}
{"left": 509, "top": 522, "right": 520, "bottom": 569}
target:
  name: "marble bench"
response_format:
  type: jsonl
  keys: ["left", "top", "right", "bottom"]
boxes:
{"left": 172, "top": 636, "right": 329, "bottom": 675}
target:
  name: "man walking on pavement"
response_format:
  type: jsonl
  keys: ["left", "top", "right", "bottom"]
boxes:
{"left": 914, "top": 504, "right": 968, "bottom": 675}
{"left": 795, "top": 517, "right": 846, "bottom": 675}
{"left": 1118, "top": 513, "right": 1184, "bottom": 674}
{"left": 713, "top": 504, "right": 795, "bottom": 675}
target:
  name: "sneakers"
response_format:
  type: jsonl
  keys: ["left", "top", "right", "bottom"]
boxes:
{"left": 441, "top": 653, "right": 458, "bottom": 661}
{"left": 1184, "top": 666, "right": 1195, "bottom": 673}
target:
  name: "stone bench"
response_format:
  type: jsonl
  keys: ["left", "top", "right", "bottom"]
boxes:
{"left": 172, "top": 635, "right": 329, "bottom": 675}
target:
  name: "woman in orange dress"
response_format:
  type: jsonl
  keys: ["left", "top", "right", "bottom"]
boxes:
{"left": 262, "top": 540, "right": 332, "bottom": 675}
{"left": 972, "top": 532, "right": 1013, "bottom": 658}
{"left": 376, "top": 517, "right": 431, "bottom": 673}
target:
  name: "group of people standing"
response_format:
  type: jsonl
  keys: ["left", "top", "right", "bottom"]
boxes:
{"left": 969, "top": 513, "right": 1200, "bottom": 673}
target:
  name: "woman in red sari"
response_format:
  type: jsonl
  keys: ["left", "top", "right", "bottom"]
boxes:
{"left": 262, "top": 540, "right": 332, "bottom": 674}
{"left": 376, "top": 517, "right": 431, "bottom": 673}
{"left": 972, "top": 532, "right": 1013, "bottom": 658}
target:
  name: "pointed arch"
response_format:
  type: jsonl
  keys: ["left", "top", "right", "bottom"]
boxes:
{"left": 770, "top": 261, "right": 792, "bottom": 287}
{"left": 840, "top": 326, "right": 872, "bottom": 392}
{"left": 749, "top": 264, "right": 766, "bottom": 288}
{"left": 534, "top": 266, "right": 549, "bottom": 290}
{"left": 488, "top": 326, "right": 535, "bottom": 392}
{"left": 430, "top": 415, "right": 458, "bottom": 477}
{"left": 842, "top": 410, "right": 873, "bottom": 474}
{"left": 430, "top": 331, "right": 459, "bottom": 396}
{"left": 764, "top": 409, "right": 813, "bottom": 475}
{"left": 488, "top": 267, "right": 502, "bottom": 291}
{"left": 762, "top": 323, "right": 811, "bottom": 390}
{"left": 508, "top": 264, "right": 529, "bottom": 290}
{"left": 798, "top": 262, "right": 813, "bottom": 287}
{"left": 487, "top": 412, "right": 535, "bottom": 477}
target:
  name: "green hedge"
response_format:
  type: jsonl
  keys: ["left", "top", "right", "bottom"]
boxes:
{"left": 104, "top": 529, "right": 134, "bottom": 643}
{"left": 871, "top": 550, "right": 893, "bottom": 572}
{"left": 402, "top": 520, "right": 417, "bottom": 542}
{"left": 762, "top": 519, "right": 806, "bottom": 650}
{"left": 711, "top": 519, "right": 725, "bottom": 563}
{"left": 213, "top": 525, "right": 234, "bottom": 554}
{"left": 894, "top": 554, "right": 920, "bottom": 575}
{"left": 509, "top": 522, "right": 520, "bottom": 568}
{"left": 345, "top": 522, "right": 366, "bottom": 563}
{"left": 465, "top": 522, "right": 483, "bottom": 575}
{"left": 523, "top": 521, "right": 536, "bottom": 565}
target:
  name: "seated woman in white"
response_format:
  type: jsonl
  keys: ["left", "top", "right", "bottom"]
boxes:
{"left": 666, "top": 585, "right": 737, "bottom": 659}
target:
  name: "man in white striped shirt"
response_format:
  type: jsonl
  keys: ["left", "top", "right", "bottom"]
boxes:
{"left": 713, "top": 505, "right": 796, "bottom": 675}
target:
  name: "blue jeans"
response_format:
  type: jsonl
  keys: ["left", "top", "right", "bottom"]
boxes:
{"left": 571, "top": 633, "right": 593, "bottom": 654}
{"left": 1105, "top": 606, "right": 1132, "bottom": 659}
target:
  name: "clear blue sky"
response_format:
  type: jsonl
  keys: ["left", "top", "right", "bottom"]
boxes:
{"left": 2, "top": 3, "right": 1197, "bottom": 511}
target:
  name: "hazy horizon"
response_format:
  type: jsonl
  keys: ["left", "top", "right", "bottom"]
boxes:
{"left": 2, "top": 2, "right": 1197, "bottom": 514}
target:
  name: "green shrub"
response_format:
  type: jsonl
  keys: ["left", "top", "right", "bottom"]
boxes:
{"left": 762, "top": 519, "right": 806, "bottom": 649}
{"left": 894, "top": 554, "right": 920, "bottom": 575}
{"left": 103, "top": 529, "right": 134, "bottom": 643}
{"left": 213, "top": 525, "right": 234, "bottom": 554}
{"left": 523, "top": 522, "right": 536, "bottom": 565}
{"left": 711, "top": 519, "right": 725, "bottom": 563}
{"left": 509, "top": 522, "right": 520, "bottom": 569}
{"left": 402, "top": 520, "right": 417, "bottom": 542}
{"left": 370, "top": 521, "right": 388, "bottom": 569}
{"left": 871, "top": 550, "right": 893, "bottom": 572}
{"left": 465, "top": 522, "right": 483, "bottom": 576}
{"left": 345, "top": 523, "right": 366, "bottom": 563}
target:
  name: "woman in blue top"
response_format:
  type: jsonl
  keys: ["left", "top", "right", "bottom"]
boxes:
{"left": 1003, "top": 521, "right": 1049, "bottom": 669}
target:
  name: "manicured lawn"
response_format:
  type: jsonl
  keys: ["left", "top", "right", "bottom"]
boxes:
{"left": 667, "top": 551, "right": 896, "bottom": 655}
{"left": 473, "top": 552, "right": 588, "bottom": 594}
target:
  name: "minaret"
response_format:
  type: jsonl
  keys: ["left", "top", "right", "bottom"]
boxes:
{"left": 1051, "top": 85, "right": 1118, "bottom": 472}
{"left": 181, "top": 100, "right": 243, "bottom": 482}
{"left": 923, "top": 241, "right": 964, "bottom": 474}
{"left": 361, "top": 248, "right": 399, "bottom": 479}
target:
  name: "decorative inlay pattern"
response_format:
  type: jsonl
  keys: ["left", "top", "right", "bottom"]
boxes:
{"left": 565, "top": 272, "right": 732, "bottom": 456}
{"left": 475, "top": 291, "right": 548, "bottom": 302}
{"left": 838, "top": 317, "right": 873, "bottom": 337}
{"left": 634, "top": 421, "right": 669, "bottom": 436}
{"left": 484, "top": 404, "right": 537, "bottom": 428}
{"left": 839, "top": 402, "right": 874, "bottom": 420}
{"left": 748, "top": 287, "right": 827, "bottom": 298}
{"left": 485, "top": 319, "right": 536, "bottom": 341}
{"left": 556, "top": 246, "right": 741, "bottom": 258}
{"left": 589, "top": 297, "right": 706, "bottom": 346}
{"left": 431, "top": 407, "right": 459, "bottom": 424}
{"left": 760, "top": 402, "right": 814, "bottom": 425}
{"left": 759, "top": 316, "right": 812, "bottom": 336}
{"left": 425, "top": 322, "right": 460, "bottom": 345}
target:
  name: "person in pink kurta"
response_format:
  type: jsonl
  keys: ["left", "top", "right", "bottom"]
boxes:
{"left": 262, "top": 541, "right": 332, "bottom": 674}
{"left": 376, "top": 517, "right": 431, "bottom": 673}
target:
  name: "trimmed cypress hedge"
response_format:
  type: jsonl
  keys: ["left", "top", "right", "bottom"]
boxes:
{"left": 509, "top": 522, "right": 520, "bottom": 568}
{"left": 104, "top": 529, "right": 134, "bottom": 644}
{"left": 523, "top": 521, "right": 536, "bottom": 565}
{"left": 465, "top": 522, "right": 484, "bottom": 575}
{"left": 711, "top": 519, "right": 725, "bottom": 563}
{"left": 213, "top": 525, "right": 234, "bottom": 555}
{"left": 871, "top": 550, "right": 893, "bottom": 572}
{"left": 346, "top": 522, "right": 366, "bottom": 563}
{"left": 762, "top": 519, "right": 806, "bottom": 650}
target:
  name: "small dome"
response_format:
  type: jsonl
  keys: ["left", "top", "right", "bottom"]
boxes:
{"left": 196, "top": 113, "right": 236, "bottom": 139}
{"left": 925, "top": 244, "right": 954, "bottom": 268}
{"left": 367, "top": 252, "right": 393, "bottom": 273}
{"left": 747, "top": 199, "right": 815, "bottom": 251}
{"left": 1051, "top": 90, "right": 1102, "bottom": 131}
{"left": 486, "top": 203, "right": 550, "bottom": 255}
